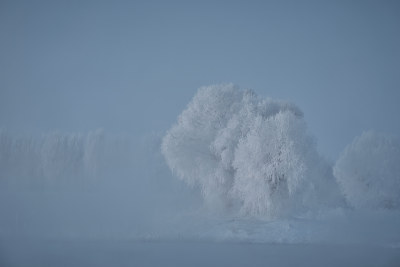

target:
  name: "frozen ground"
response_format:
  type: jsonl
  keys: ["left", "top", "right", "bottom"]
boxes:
{"left": 1, "top": 238, "right": 400, "bottom": 267}
{"left": 1, "top": 206, "right": 400, "bottom": 267}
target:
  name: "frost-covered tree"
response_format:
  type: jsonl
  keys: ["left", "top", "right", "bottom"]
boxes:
{"left": 0, "top": 131, "right": 15, "bottom": 180}
{"left": 162, "top": 84, "right": 341, "bottom": 217}
{"left": 84, "top": 129, "right": 106, "bottom": 177}
{"left": 0, "top": 130, "right": 137, "bottom": 188}
{"left": 334, "top": 131, "right": 400, "bottom": 210}
{"left": 41, "top": 132, "right": 85, "bottom": 181}
{"left": 0, "top": 131, "right": 41, "bottom": 184}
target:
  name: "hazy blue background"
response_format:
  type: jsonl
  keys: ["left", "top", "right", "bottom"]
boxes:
{"left": 1, "top": 0, "right": 399, "bottom": 159}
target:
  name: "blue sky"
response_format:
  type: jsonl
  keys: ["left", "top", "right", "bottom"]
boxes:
{"left": 1, "top": 0, "right": 399, "bottom": 159}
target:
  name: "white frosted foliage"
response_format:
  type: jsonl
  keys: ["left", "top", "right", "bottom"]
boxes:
{"left": 162, "top": 84, "right": 339, "bottom": 217}
{"left": 334, "top": 131, "right": 400, "bottom": 210}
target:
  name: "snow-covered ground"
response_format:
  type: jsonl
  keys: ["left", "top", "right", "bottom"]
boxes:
{"left": 1, "top": 189, "right": 399, "bottom": 266}
{"left": 1, "top": 238, "right": 399, "bottom": 267}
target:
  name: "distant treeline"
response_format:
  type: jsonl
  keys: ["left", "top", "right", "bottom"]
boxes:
{"left": 0, "top": 130, "right": 135, "bottom": 188}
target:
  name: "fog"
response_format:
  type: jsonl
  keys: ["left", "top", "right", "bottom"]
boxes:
{"left": 1, "top": 0, "right": 400, "bottom": 159}
{"left": 1, "top": 86, "right": 400, "bottom": 266}
{"left": 1, "top": 1, "right": 400, "bottom": 266}
{"left": 0, "top": 131, "right": 201, "bottom": 239}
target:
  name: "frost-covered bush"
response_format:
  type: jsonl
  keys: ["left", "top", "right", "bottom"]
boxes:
{"left": 162, "top": 84, "right": 340, "bottom": 217}
{"left": 334, "top": 131, "right": 400, "bottom": 210}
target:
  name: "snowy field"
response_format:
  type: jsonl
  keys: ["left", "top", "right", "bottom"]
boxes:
{"left": 1, "top": 239, "right": 400, "bottom": 267}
